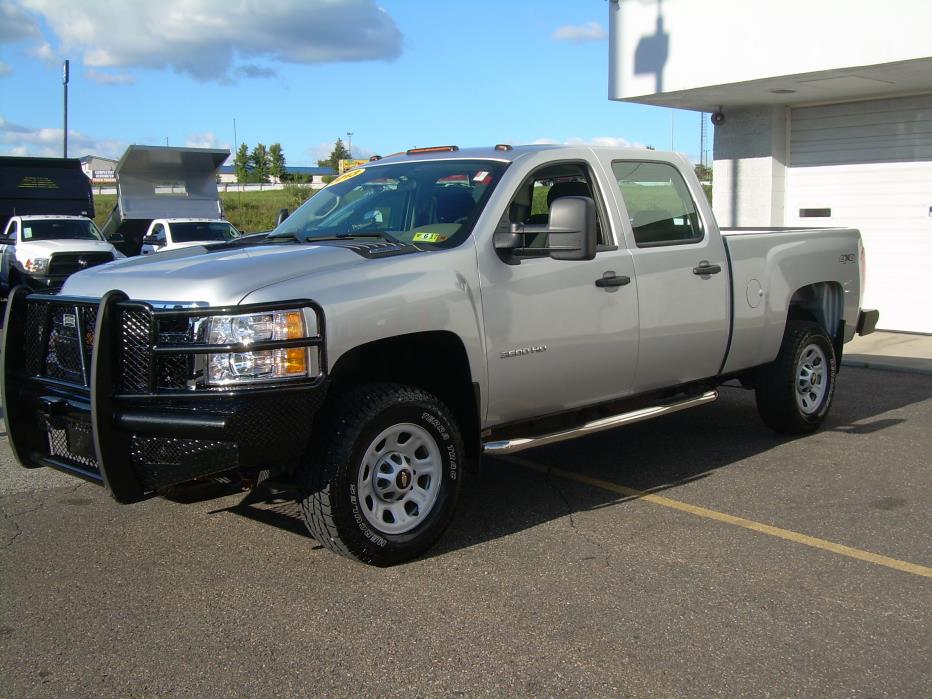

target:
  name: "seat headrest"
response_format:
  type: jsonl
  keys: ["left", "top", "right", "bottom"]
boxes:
{"left": 433, "top": 188, "right": 475, "bottom": 223}
{"left": 547, "top": 180, "right": 592, "bottom": 207}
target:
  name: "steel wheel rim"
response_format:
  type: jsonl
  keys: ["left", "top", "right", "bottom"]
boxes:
{"left": 356, "top": 422, "right": 442, "bottom": 535}
{"left": 795, "top": 343, "right": 828, "bottom": 415}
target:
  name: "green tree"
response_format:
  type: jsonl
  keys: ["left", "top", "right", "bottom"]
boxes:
{"left": 694, "top": 163, "right": 713, "bottom": 182}
{"left": 269, "top": 143, "right": 285, "bottom": 181}
{"left": 234, "top": 143, "right": 250, "bottom": 183}
{"left": 317, "top": 138, "right": 350, "bottom": 171}
{"left": 250, "top": 143, "right": 270, "bottom": 182}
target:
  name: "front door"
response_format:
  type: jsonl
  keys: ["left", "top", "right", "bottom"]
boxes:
{"left": 477, "top": 161, "right": 640, "bottom": 426}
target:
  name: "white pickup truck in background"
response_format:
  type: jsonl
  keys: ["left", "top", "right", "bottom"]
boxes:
{"left": 0, "top": 215, "right": 122, "bottom": 294}
{"left": 0, "top": 156, "right": 121, "bottom": 294}
{"left": 139, "top": 218, "right": 240, "bottom": 255}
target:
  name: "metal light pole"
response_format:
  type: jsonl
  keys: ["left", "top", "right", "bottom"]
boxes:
{"left": 346, "top": 131, "right": 353, "bottom": 159}
{"left": 62, "top": 59, "right": 69, "bottom": 157}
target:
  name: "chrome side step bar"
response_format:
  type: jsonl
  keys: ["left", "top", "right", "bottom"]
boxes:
{"left": 482, "top": 390, "right": 718, "bottom": 455}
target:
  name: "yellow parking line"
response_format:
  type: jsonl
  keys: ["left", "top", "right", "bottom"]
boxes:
{"left": 504, "top": 456, "right": 932, "bottom": 579}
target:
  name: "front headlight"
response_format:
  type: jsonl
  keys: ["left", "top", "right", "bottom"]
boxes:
{"left": 199, "top": 308, "right": 312, "bottom": 385}
{"left": 24, "top": 258, "right": 49, "bottom": 275}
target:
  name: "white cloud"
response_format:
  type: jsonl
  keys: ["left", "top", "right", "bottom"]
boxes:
{"left": 85, "top": 68, "right": 135, "bottom": 85}
{"left": 0, "top": 0, "right": 39, "bottom": 42}
{"left": 29, "top": 39, "right": 56, "bottom": 63}
{"left": 525, "top": 136, "right": 649, "bottom": 149}
{"left": 0, "top": 115, "right": 125, "bottom": 158}
{"left": 185, "top": 131, "right": 230, "bottom": 150}
{"left": 16, "top": 0, "right": 403, "bottom": 82}
{"left": 0, "top": 60, "right": 11, "bottom": 76}
{"left": 552, "top": 21, "right": 607, "bottom": 44}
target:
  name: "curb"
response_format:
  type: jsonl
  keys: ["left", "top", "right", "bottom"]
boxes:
{"left": 841, "top": 358, "right": 932, "bottom": 377}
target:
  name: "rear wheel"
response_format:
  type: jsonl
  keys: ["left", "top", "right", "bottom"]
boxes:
{"left": 298, "top": 383, "right": 464, "bottom": 565}
{"left": 755, "top": 321, "right": 837, "bottom": 434}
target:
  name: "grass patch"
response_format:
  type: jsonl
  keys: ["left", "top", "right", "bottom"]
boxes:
{"left": 92, "top": 187, "right": 318, "bottom": 234}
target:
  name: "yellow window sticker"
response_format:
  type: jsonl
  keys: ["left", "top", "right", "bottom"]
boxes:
{"left": 412, "top": 232, "right": 449, "bottom": 243}
{"left": 327, "top": 167, "right": 366, "bottom": 187}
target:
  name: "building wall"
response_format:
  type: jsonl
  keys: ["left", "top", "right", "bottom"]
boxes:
{"left": 609, "top": 0, "right": 932, "bottom": 101}
{"left": 711, "top": 106, "right": 787, "bottom": 227}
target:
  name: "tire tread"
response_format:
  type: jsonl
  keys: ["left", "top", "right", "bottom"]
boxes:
{"left": 755, "top": 321, "right": 837, "bottom": 434}
{"left": 298, "top": 382, "right": 461, "bottom": 565}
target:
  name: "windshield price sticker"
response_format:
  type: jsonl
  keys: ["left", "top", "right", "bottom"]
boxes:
{"left": 412, "top": 231, "right": 448, "bottom": 243}
{"left": 328, "top": 168, "right": 366, "bottom": 187}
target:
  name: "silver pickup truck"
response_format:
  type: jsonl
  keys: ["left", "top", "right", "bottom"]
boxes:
{"left": 1, "top": 145, "right": 878, "bottom": 565}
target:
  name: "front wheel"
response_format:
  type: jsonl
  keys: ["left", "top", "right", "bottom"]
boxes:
{"left": 755, "top": 321, "right": 837, "bottom": 434}
{"left": 298, "top": 383, "right": 464, "bottom": 565}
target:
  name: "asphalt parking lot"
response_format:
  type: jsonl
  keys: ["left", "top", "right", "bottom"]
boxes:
{"left": 1, "top": 366, "right": 930, "bottom": 697}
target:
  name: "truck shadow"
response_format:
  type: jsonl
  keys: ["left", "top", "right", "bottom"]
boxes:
{"left": 216, "top": 368, "right": 930, "bottom": 560}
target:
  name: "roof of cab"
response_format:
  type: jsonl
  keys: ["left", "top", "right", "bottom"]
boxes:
{"left": 366, "top": 143, "right": 675, "bottom": 166}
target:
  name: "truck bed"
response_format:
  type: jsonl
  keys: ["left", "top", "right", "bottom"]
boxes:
{"left": 721, "top": 226, "right": 863, "bottom": 374}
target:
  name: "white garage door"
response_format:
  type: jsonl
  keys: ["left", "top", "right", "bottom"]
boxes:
{"left": 787, "top": 94, "right": 932, "bottom": 333}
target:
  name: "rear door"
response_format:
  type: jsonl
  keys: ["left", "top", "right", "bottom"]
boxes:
{"left": 601, "top": 158, "right": 730, "bottom": 392}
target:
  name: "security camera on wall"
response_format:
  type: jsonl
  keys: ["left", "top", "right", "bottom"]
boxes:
{"left": 711, "top": 111, "right": 725, "bottom": 126}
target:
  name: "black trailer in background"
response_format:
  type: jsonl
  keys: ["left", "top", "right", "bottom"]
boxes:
{"left": 0, "top": 156, "right": 94, "bottom": 233}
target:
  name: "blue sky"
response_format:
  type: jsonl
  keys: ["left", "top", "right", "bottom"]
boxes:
{"left": 0, "top": 0, "right": 705, "bottom": 165}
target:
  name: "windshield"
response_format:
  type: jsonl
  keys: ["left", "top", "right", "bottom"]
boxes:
{"left": 269, "top": 159, "right": 507, "bottom": 248}
{"left": 21, "top": 219, "right": 104, "bottom": 242}
{"left": 171, "top": 221, "right": 239, "bottom": 243}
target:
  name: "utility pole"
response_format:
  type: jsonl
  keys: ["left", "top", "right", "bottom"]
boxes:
{"left": 62, "top": 59, "right": 69, "bottom": 157}
{"left": 700, "top": 112, "right": 706, "bottom": 167}
{"left": 346, "top": 131, "right": 354, "bottom": 159}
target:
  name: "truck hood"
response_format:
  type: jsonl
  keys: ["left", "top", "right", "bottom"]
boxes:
{"left": 16, "top": 239, "right": 118, "bottom": 257}
{"left": 61, "top": 241, "right": 367, "bottom": 305}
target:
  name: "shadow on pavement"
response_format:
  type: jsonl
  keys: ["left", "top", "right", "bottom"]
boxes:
{"left": 205, "top": 368, "right": 931, "bottom": 560}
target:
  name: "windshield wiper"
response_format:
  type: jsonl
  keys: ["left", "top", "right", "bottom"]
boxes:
{"left": 333, "top": 231, "right": 404, "bottom": 245}
{"left": 264, "top": 232, "right": 302, "bottom": 243}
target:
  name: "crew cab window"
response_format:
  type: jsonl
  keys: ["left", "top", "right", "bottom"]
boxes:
{"left": 612, "top": 161, "right": 703, "bottom": 247}
{"left": 506, "top": 162, "right": 609, "bottom": 247}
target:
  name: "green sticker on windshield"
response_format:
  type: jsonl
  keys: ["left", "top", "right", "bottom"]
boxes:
{"left": 412, "top": 232, "right": 448, "bottom": 243}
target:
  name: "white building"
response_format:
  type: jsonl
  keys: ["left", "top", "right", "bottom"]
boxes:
{"left": 609, "top": 0, "right": 932, "bottom": 333}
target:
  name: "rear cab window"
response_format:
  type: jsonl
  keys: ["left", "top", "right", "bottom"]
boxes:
{"left": 612, "top": 161, "right": 704, "bottom": 247}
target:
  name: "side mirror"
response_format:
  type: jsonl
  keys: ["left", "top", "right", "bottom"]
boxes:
{"left": 547, "top": 196, "right": 597, "bottom": 261}
{"left": 276, "top": 208, "right": 289, "bottom": 226}
{"left": 494, "top": 196, "right": 597, "bottom": 262}
{"left": 0, "top": 235, "right": 14, "bottom": 245}
{"left": 141, "top": 235, "right": 162, "bottom": 246}
{"left": 108, "top": 233, "right": 125, "bottom": 244}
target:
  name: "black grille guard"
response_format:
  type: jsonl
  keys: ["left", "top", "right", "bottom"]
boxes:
{"left": 1, "top": 286, "right": 327, "bottom": 502}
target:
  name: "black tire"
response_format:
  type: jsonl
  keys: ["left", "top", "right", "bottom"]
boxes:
{"left": 755, "top": 321, "right": 837, "bottom": 434}
{"left": 297, "top": 383, "right": 464, "bottom": 565}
